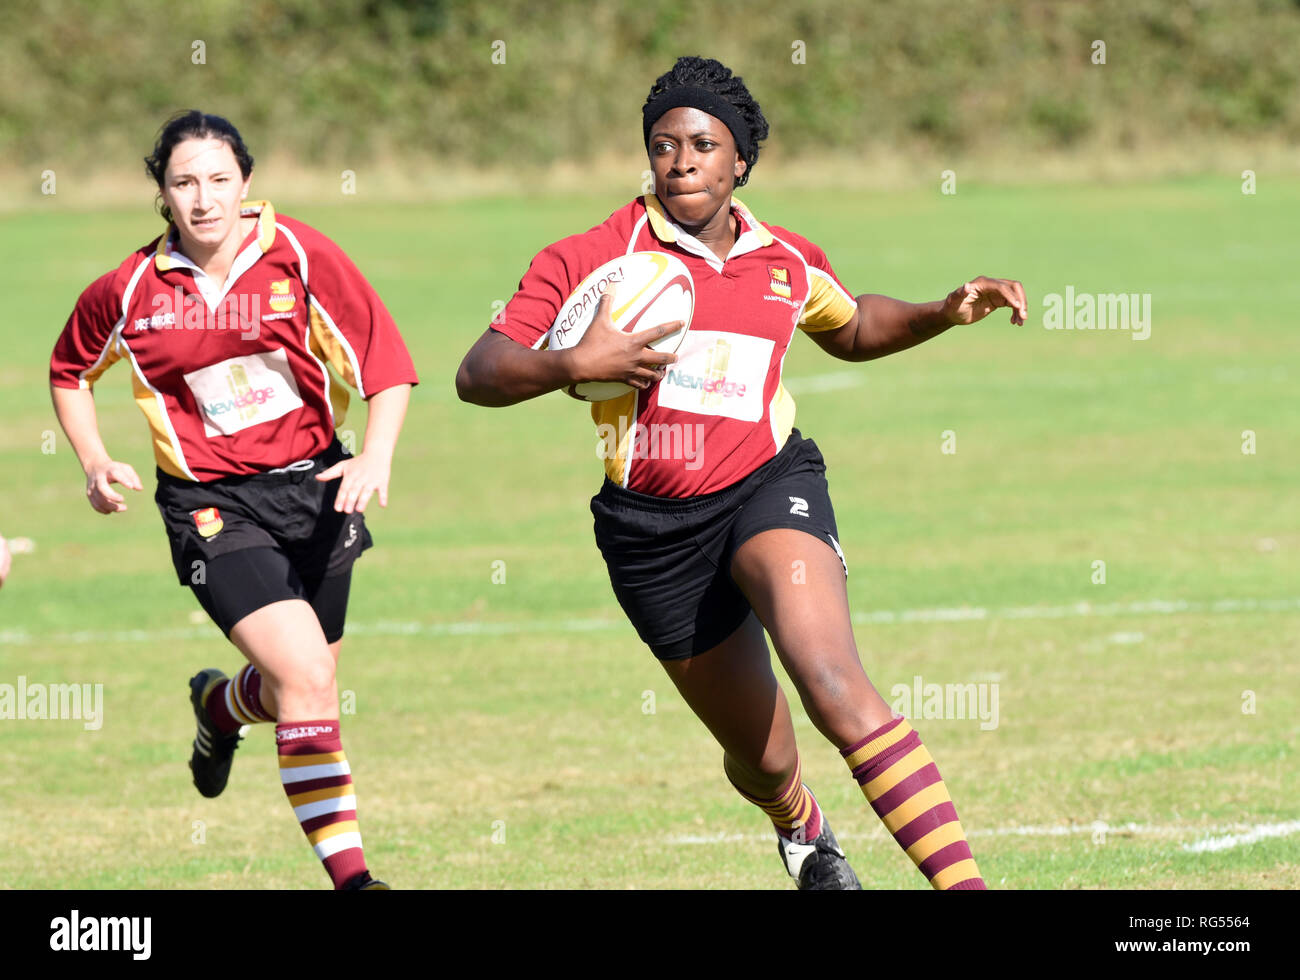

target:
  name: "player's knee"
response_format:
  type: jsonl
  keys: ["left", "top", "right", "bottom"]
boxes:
{"left": 725, "top": 747, "right": 797, "bottom": 796}
{"left": 797, "top": 661, "right": 880, "bottom": 737}
{"left": 799, "top": 659, "right": 856, "bottom": 707}
{"left": 278, "top": 656, "right": 336, "bottom": 705}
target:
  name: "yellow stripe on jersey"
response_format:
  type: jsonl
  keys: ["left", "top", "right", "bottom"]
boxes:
{"left": 153, "top": 230, "right": 176, "bottom": 272}
{"left": 307, "top": 325, "right": 352, "bottom": 429}
{"left": 591, "top": 391, "right": 638, "bottom": 486}
{"left": 768, "top": 381, "right": 797, "bottom": 453}
{"left": 308, "top": 306, "right": 357, "bottom": 426}
{"left": 644, "top": 194, "right": 677, "bottom": 243}
{"left": 643, "top": 194, "right": 774, "bottom": 247}
{"left": 130, "top": 366, "right": 189, "bottom": 480}
{"left": 79, "top": 334, "right": 125, "bottom": 390}
{"left": 154, "top": 201, "right": 277, "bottom": 271}
{"left": 799, "top": 268, "right": 857, "bottom": 333}
{"left": 243, "top": 201, "right": 278, "bottom": 252}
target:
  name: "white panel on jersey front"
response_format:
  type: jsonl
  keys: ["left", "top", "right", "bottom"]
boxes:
{"left": 657, "top": 330, "right": 773, "bottom": 422}
{"left": 183, "top": 347, "right": 305, "bottom": 437}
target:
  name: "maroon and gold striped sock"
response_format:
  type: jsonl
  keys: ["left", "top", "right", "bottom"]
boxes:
{"left": 842, "top": 717, "right": 986, "bottom": 889}
{"left": 205, "top": 664, "right": 275, "bottom": 733}
{"left": 276, "top": 720, "right": 369, "bottom": 889}
{"left": 728, "top": 755, "right": 824, "bottom": 843}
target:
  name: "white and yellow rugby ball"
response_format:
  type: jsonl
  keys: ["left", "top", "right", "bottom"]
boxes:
{"left": 546, "top": 251, "right": 694, "bottom": 402}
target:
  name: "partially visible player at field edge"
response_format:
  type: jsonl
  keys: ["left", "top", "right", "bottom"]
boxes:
{"left": 458, "top": 56, "right": 1025, "bottom": 889}
{"left": 49, "top": 111, "right": 417, "bottom": 890}
{"left": 0, "top": 536, "right": 10, "bottom": 589}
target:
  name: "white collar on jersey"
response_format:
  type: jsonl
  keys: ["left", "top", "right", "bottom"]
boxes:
{"left": 153, "top": 201, "right": 277, "bottom": 312}
{"left": 643, "top": 194, "right": 774, "bottom": 273}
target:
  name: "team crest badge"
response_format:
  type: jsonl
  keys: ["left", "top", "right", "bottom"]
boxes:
{"left": 768, "top": 265, "right": 791, "bottom": 299}
{"left": 268, "top": 278, "right": 296, "bottom": 313}
{"left": 193, "top": 507, "right": 224, "bottom": 538}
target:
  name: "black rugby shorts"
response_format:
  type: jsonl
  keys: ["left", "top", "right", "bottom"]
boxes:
{"left": 154, "top": 437, "right": 372, "bottom": 639}
{"left": 590, "top": 429, "right": 846, "bottom": 660}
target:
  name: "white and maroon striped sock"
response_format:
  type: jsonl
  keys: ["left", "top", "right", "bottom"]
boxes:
{"left": 276, "top": 720, "right": 369, "bottom": 889}
{"left": 206, "top": 664, "right": 275, "bottom": 733}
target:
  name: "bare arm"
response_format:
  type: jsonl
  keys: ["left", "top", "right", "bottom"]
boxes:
{"left": 809, "top": 277, "right": 1028, "bottom": 363}
{"left": 357, "top": 382, "right": 410, "bottom": 463}
{"left": 316, "top": 382, "right": 412, "bottom": 514}
{"left": 456, "top": 293, "right": 681, "bottom": 408}
{"left": 455, "top": 330, "right": 581, "bottom": 407}
{"left": 49, "top": 384, "right": 143, "bottom": 514}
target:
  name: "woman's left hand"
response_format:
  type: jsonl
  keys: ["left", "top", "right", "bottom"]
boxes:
{"left": 317, "top": 451, "right": 392, "bottom": 513}
{"left": 942, "top": 276, "right": 1028, "bottom": 326}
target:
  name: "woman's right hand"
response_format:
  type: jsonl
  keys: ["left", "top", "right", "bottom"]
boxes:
{"left": 85, "top": 459, "right": 144, "bottom": 514}
{"left": 567, "top": 291, "right": 681, "bottom": 391}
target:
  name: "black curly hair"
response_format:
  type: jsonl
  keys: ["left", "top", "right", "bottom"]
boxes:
{"left": 144, "top": 110, "right": 254, "bottom": 223}
{"left": 642, "top": 56, "right": 770, "bottom": 187}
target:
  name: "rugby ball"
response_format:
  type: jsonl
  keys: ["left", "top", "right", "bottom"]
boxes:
{"left": 546, "top": 251, "right": 693, "bottom": 402}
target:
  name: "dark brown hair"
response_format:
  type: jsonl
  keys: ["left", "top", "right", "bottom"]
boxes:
{"left": 144, "top": 110, "right": 254, "bottom": 222}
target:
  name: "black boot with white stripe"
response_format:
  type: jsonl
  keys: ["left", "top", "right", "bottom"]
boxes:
{"left": 188, "top": 668, "right": 243, "bottom": 798}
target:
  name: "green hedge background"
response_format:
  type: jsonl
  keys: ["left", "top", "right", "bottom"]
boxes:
{"left": 3, "top": 0, "right": 1297, "bottom": 180}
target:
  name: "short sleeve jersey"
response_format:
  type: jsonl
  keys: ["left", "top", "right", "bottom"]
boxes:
{"left": 492, "top": 194, "right": 857, "bottom": 497}
{"left": 50, "top": 202, "right": 419, "bottom": 482}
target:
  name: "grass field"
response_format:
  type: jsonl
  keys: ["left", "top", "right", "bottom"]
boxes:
{"left": 0, "top": 176, "right": 1296, "bottom": 889}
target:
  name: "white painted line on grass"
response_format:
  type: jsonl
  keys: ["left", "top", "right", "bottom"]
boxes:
{"left": 666, "top": 820, "right": 1300, "bottom": 848}
{"left": 1181, "top": 820, "right": 1300, "bottom": 854}
{"left": 851, "top": 596, "right": 1300, "bottom": 625}
{"left": 2, "top": 596, "right": 1297, "bottom": 646}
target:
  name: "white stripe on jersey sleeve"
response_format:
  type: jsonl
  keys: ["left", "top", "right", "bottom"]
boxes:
{"left": 808, "top": 266, "right": 856, "bottom": 308}
{"left": 277, "top": 222, "right": 309, "bottom": 287}
{"left": 277, "top": 223, "right": 334, "bottom": 418}
{"left": 278, "top": 221, "right": 366, "bottom": 402}
{"left": 279, "top": 213, "right": 367, "bottom": 399}
{"left": 78, "top": 256, "right": 151, "bottom": 389}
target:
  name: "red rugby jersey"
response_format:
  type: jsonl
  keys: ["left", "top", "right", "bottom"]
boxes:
{"left": 50, "top": 202, "right": 418, "bottom": 481}
{"left": 492, "top": 194, "right": 858, "bottom": 497}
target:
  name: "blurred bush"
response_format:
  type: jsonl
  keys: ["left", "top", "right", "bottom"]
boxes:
{"left": 2, "top": 0, "right": 1296, "bottom": 171}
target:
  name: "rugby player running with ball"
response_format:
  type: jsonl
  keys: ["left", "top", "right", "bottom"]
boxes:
{"left": 458, "top": 57, "right": 1025, "bottom": 889}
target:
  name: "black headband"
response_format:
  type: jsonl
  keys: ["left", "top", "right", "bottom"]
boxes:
{"left": 642, "top": 85, "right": 752, "bottom": 161}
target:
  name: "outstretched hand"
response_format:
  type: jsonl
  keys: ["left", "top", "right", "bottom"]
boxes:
{"left": 942, "top": 276, "right": 1028, "bottom": 326}
{"left": 316, "top": 452, "right": 391, "bottom": 513}
{"left": 86, "top": 459, "right": 143, "bottom": 514}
